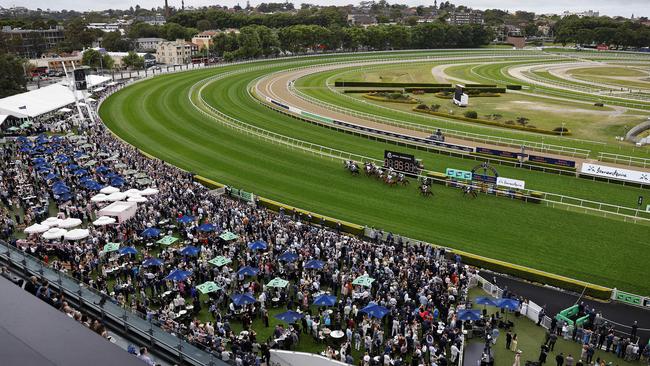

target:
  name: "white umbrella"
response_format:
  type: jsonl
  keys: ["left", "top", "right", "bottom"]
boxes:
{"left": 58, "top": 217, "right": 83, "bottom": 229}
{"left": 100, "top": 186, "right": 120, "bottom": 194}
{"left": 124, "top": 188, "right": 142, "bottom": 197}
{"left": 106, "top": 192, "right": 127, "bottom": 201}
{"left": 91, "top": 193, "right": 109, "bottom": 202}
{"left": 42, "top": 227, "right": 68, "bottom": 240}
{"left": 93, "top": 216, "right": 116, "bottom": 226}
{"left": 64, "top": 228, "right": 90, "bottom": 241}
{"left": 24, "top": 223, "right": 50, "bottom": 234}
{"left": 41, "top": 217, "right": 62, "bottom": 227}
{"left": 139, "top": 188, "right": 159, "bottom": 196}
{"left": 127, "top": 196, "right": 148, "bottom": 203}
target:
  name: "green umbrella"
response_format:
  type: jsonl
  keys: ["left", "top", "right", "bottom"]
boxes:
{"left": 83, "top": 159, "right": 97, "bottom": 167}
{"left": 136, "top": 178, "right": 153, "bottom": 185}
{"left": 104, "top": 155, "right": 119, "bottom": 162}
{"left": 196, "top": 281, "right": 221, "bottom": 294}
{"left": 20, "top": 121, "right": 32, "bottom": 128}
{"left": 352, "top": 275, "right": 375, "bottom": 287}
{"left": 123, "top": 169, "right": 139, "bottom": 175}
{"left": 103, "top": 242, "right": 120, "bottom": 253}
{"left": 81, "top": 143, "right": 94, "bottom": 149}
{"left": 157, "top": 235, "right": 178, "bottom": 246}
{"left": 208, "top": 256, "right": 232, "bottom": 267}
{"left": 134, "top": 172, "right": 149, "bottom": 179}
{"left": 219, "top": 231, "right": 238, "bottom": 241}
{"left": 267, "top": 277, "right": 289, "bottom": 288}
{"left": 97, "top": 152, "right": 110, "bottom": 158}
{"left": 7, "top": 127, "right": 19, "bottom": 132}
{"left": 114, "top": 163, "right": 128, "bottom": 169}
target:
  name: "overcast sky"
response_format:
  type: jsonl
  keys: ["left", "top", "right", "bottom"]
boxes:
{"left": 2, "top": 0, "right": 648, "bottom": 18}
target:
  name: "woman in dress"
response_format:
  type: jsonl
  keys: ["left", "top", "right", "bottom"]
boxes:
{"left": 513, "top": 350, "right": 522, "bottom": 366}
{"left": 510, "top": 333, "right": 518, "bottom": 352}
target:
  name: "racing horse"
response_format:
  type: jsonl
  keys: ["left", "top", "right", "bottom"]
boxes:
{"left": 462, "top": 185, "right": 478, "bottom": 199}
{"left": 419, "top": 183, "right": 433, "bottom": 197}
{"left": 343, "top": 160, "right": 359, "bottom": 176}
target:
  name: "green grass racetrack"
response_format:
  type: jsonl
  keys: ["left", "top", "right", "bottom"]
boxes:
{"left": 99, "top": 51, "right": 650, "bottom": 295}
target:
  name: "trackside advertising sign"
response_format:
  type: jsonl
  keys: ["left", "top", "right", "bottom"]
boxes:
{"left": 496, "top": 177, "right": 526, "bottom": 190}
{"left": 581, "top": 163, "right": 650, "bottom": 185}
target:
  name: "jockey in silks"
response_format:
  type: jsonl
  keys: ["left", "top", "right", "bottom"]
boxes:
{"left": 397, "top": 172, "right": 405, "bottom": 182}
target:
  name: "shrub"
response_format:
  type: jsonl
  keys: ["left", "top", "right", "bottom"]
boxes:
{"left": 506, "top": 85, "right": 523, "bottom": 90}
{"left": 516, "top": 116, "right": 530, "bottom": 126}
{"left": 416, "top": 104, "right": 429, "bottom": 110}
{"left": 430, "top": 104, "right": 441, "bottom": 112}
{"left": 594, "top": 102, "right": 604, "bottom": 107}
{"left": 553, "top": 126, "right": 570, "bottom": 133}
{"left": 464, "top": 111, "right": 478, "bottom": 119}
{"left": 504, "top": 120, "right": 515, "bottom": 125}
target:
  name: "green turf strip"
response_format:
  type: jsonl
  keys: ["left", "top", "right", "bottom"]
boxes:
{"left": 99, "top": 52, "right": 650, "bottom": 295}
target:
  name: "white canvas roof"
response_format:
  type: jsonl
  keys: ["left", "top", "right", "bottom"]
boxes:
{"left": 0, "top": 114, "right": 8, "bottom": 126}
{"left": 0, "top": 84, "right": 76, "bottom": 118}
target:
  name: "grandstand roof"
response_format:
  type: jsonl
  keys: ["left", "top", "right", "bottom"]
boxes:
{"left": 0, "top": 276, "right": 144, "bottom": 366}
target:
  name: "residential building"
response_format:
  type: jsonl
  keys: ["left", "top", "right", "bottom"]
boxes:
{"left": 29, "top": 52, "right": 83, "bottom": 72}
{"left": 191, "top": 30, "right": 219, "bottom": 51}
{"left": 347, "top": 14, "right": 377, "bottom": 26}
{"left": 135, "top": 15, "right": 166, "bottom": 26}
{"left": 561, "top": 10, "right": 599, "bottom": 18}
{"left": 447, "top": 10, "right": 484, "bottom": 25}
{"left": 1, "top": 26, "right": 65, "bottom": 58}
{"left": 156, "top": 39, "right": 198, "bottom": 65}
{"left": 135, "top": 37, "right": 165, "bottom": 52}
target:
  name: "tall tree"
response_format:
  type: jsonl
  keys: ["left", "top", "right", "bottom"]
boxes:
{"left": 0, "top": 53, "right": 27, "bottom": 98}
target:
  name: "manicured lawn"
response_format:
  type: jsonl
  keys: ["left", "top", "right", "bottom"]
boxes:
{"left": 99, "top": 52, "right": 650, "bottom": 295}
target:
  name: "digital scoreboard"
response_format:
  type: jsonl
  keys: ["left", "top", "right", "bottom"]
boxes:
{"left": 383, "top": 150, "right": 421, "bottom": 176}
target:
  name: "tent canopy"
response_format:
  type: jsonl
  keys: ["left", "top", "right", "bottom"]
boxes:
{"left": 0, "top": 84, "right": 76, "bottom": 118}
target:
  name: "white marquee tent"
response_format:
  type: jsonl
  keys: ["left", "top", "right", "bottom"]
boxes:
{"left": 0, "top": 84, "right": 76, "bottom": 119}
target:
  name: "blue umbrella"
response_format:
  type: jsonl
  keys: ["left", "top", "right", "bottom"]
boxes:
{"left": 32, "top": 157, "right": 46, "bottom": 164}
{"left": 66, "top": 163, "right": 79, "bottom": 171}
{"left": 142, "top": 258, "right": 164, "bottom": 267}
{"left": 55, "top": 155, "right": 70, "bottom": 163}
{"left": 177, "top": 215, "right": 195, "bottom": 224}
{"left": 275, "top": 310, "right": 304, "bottom": 324}
{"left": 96, "top": 166, "right": 109, "bottom": 174}
{"left": 141, "top": 227, "right": 161, "bottom": 238}
{"left": 198, "top": 223, "right": 216, "bottom": 232}
{"left": 44, "top": 173, "right": 58, "bottom": 181}
{"left": 237, "top": 266, "right": 259, "bottom": 277}
{"left": 495, "top": 298, "right": 520, "bottom": 311}
{"left": 457, "top": 309, "right": 482, "bottom": 321}
{"left": 361, "top": 304, "right": 390, "bottom": 319}
{"left": 51, "top": 181, "right": 67, "bottom": 188}
{"left": 17, "top": 136, "right": 29, "bottom": 143}
{"left": 119, "top": 246, "right": 138, "bottom": 255}
{"left": 164, "top": 269, "right": 192, "bottom": 282}
{"left": 73, "top": 151, "right": 86, "bottom": 158}
{"left": 43, "top": 148, "right": 55, "bottom": 155}
{"left": 304, "top": 259, "right": 325, "bottom": 270}
{"left": 313, "top": 294, "right": 337, "bottom": 307}
{"left": 20, "top": 147, "right": 33, "bottom": 153}
{"left": 105, "top": 172, "right": 120, "bottom": 179}
{"left": 278, "top": 251, "right": 299, "bottom": 262}
{"left": 180, "top": 245, "right": 200, "bottom": 256}
{"left": 247, "top": 240, "right": 268, "bottom": 251}
{"left": 73, "top": 169, "right": 88, "bottom": 176}
{"left": 475, "top": 297, "right": 498, "bottom": 307}
{"left": 231, "top": 293, "right": 256, "bottom": 306}
{"left": 110, "top": 178, "right": 125, "bottom": 187}
{"left": 52, "top": 186, "right": 70, "bottom": 195}
{"left": 57, "top": 193, "right": 73, "bottom": 201}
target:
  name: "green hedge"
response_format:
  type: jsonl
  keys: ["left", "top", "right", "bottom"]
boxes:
{"left": 506, "top": 85, "right": 523, "bottom": 90}
{"left": 364, "top": 94, "right": 418, "bottom": 104}
{"left": 335, "top": 81, "right": 451, "bottom": 87}
{"left": 464, "top": 84, "right": 497, "bottom": 88}
{"left": 343, "top": 89, "right": 401, "bottom": 93}
{"left": 452, "top": 249, "right": 612, "bottom": 299}
{"left": 465, "top": 87, "right": 506, "bottom": 93}
{"left": 194, "top": 175, "right": 225, "bottom": 189}
{"left": 412, "top": 108, "right": 572, "bottom": 136}
{"left": 404, "top": 87, "right": 456, "bottom": 93}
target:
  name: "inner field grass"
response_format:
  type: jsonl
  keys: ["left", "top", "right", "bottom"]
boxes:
{"left": 99, "top": 53, "right": 650, "bottom": 295}
{"left": 297, "top": 63, "right": 650, "bottom": 157}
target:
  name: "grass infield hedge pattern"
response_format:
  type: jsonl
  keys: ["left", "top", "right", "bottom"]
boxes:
{"left": 412, "top": 108, "right": 571, "bottom": 136}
